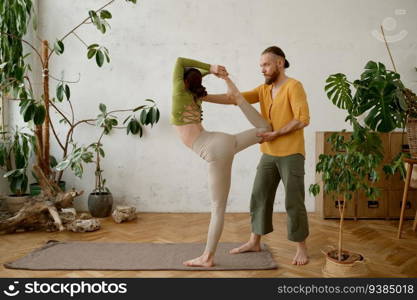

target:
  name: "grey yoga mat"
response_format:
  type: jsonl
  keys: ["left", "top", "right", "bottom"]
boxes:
{"left": 4, "top": 240, "right": 278, "bottom": 271}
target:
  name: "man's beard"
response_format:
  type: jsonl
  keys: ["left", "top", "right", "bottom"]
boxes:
{"left": 264, "top": 69, "right": 280, "bottom": 85}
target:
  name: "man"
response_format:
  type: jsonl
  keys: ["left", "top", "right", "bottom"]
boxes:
{"left": 205, "top": 46, "right": 310, "bottom": 265}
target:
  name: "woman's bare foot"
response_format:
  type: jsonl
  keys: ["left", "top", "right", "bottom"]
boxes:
{"left": 292, "top": 241, "right": 309, "bottom": 265}
{"left": 183, "top": 253, "right": 214, "bottom": 267}
{"left": 229, "top": 241, "right": 262, "bottom": 254}
{"left": 222, "top": 76, "right": 244, "bottom": 105}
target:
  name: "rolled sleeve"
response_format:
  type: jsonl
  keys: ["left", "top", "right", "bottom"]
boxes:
{"left": 290, "top": 82, "right": 310, "bottom": 125}
{"left": 241, "top": 86, "right": 261, "bottom": 104}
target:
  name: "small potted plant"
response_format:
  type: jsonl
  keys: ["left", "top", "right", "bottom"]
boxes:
{"left": 0, "top": 127, "right": 34, "bottom": 213}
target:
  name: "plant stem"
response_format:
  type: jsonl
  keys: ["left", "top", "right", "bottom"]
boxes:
{"left": 48, "top": 73, "right": 81, "bottom": 84}
{"left": 49, "top": 0, "right": 116, "bottom": 61}
{"left": 338, "top": 196, "right": 346, "bottom": 261}
{"left": 42, "top": 40, "right": 51, "bottom": 178}
{"left": 47, "top": 114, "right": 65, "bottom": 151}
{"left": 56, "top": 118, "right": 96, "bottom": 182}
{"left": 95, "top": 131, "right": 106, "bottom": 191}
{"left": 23, "top": 76, "right": 34, "bottom": 96}
{"left": 71, "top": 32, "right": 88, "bottom": 48}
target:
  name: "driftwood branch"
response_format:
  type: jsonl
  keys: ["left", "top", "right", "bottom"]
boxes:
{"left": 0, "top": 188, "right": 84, "bottom": 234}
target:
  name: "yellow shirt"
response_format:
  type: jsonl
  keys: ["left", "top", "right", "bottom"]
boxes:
{"left": 242, "top": 78, "right": 310, "bottom": 157}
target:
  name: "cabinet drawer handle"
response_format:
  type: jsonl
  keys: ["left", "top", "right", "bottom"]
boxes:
{"left": 368, "top": 200, "right": 379, "bottom": 208}
{"left": 335, "top": 200, "right": 345, "bottom": 208}
{"left": 399, "top": 201, "right": 412, "bottom": 209}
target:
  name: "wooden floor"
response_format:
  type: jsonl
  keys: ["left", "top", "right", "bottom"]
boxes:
{"left": 0, "top": 213, "right": 416, "bottom": 278}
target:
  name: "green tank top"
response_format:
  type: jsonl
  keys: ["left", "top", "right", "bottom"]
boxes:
{"left": 170, "top": 57, "right": 210, "bottom": 125}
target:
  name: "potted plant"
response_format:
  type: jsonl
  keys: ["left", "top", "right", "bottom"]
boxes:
{"left": 0, "top": 127, "right": 34, "bottom": 213}
{"left": 313, "top": 54, "right": 415, "bottom": 276}
{"left": 55, "top": 101, "right": 160, "bottom": 217}
{"left": 310, "top": 120, "right": 383, "bottom": 277}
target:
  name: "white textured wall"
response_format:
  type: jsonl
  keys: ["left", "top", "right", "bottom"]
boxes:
{"left": 8, "top": 0, "right": 417, "bottom": 212}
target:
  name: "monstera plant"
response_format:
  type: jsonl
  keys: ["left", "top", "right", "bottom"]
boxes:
{"left": 325, "top": 61, "right": 407, "bottom": 133}
{"left": 325, "top": 61, "right": 415, "bottom": 182}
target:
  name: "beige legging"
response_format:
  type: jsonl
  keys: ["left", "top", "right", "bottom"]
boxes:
{"left": 191, "top": 97, "right": 271, "bottom": 254}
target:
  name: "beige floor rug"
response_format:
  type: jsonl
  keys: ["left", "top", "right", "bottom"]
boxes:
{"left": 4, "top": 240, "right": 277, "bottom": 271}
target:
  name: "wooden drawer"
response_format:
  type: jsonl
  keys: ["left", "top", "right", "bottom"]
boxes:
{"left": 389, "top": 132, "right": 408, "bottom": 160}
{"left": 388, "top": 190, "right": 417, "bottom": 219}
{"left": 379, "top": 133, "right": 390, "bottom": 163}
{"left": 389, "top": 171, "right": 406, "bottom": 190}
{"left": 357, "top": 190, "right": 388, "bottom": 218}
{"left": 323, "top": 193, "right": 356, "bottom": 219}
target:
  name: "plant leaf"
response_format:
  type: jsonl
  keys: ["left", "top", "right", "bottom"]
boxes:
{"left": 34, "top": 105, "right": 46, "bottom": 125}
{"left": 96, "top": 50, "right": 104, "bottom": 67}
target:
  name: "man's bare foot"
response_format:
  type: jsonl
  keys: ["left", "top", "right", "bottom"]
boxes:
{"left": 292, "top": 241, "right": 309, "bottom": 265}
{"left": 229, "top": 241, "right": 262, "bottom": 254}
{"left": 183, "top": 254, "right": 214, "bottom": 267}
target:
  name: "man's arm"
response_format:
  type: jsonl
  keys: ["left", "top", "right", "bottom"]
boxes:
{"left": 258, "top": 81, "right": 310, "bottom": 143}
{"left": 257, "top": 119, "right": 308, "bottom": 142}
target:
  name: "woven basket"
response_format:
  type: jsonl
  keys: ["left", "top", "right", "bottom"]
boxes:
{"left": 406, "top": 118, "right": 417, "bottom": 159}
{"left": 322, "top": 249, "right": 369, "bottom": 278}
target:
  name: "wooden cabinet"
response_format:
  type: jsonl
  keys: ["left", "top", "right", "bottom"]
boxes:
{"left": 323, "top": 193, "right": 356, "bottom": 219}
{"left": 357, "top": 190, "right": 388, "bottom": 218}
{"left": 315, "top": 131, "right": 417, "bottom": 219}
{"left": 388, "top": 190, "right": 417, "bottom": 218}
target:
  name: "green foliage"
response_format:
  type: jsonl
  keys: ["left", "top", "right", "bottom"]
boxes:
{"left": 55, "top": 82, "right": 71, "bottom": 102}
{"left": 1, "top": 0, "right": 157, "bottom": 194}
{"left": 18, "top": 99, "right": 46, "bottom": 124}
{"left": 89, "top": 10, "right": 111, "bottom": 34}
{"left": 0, "top": 0, "right": 33, "bottom": 97}
{"left": 383, "top": 151, "right": 409, "bottom": 179}
{"left": 55, "top": 144, "right": 94, "bottom": 178}
{"left": 309, "top": 124, "right": 383, "bottom": 202}
{"left": 86, "top": 44, "right": 110, "bottom": 67}
{"left": 54, "top": 39, "right": 64, "bottom": 55}
{"left": 325, "top": 61, "right": 407, "bottom": 132}
{"left": 0, "top": 128, "right": 35, "bottom": 195}
{"left": 325, "top": 73, "right": 352, "bottom": 111}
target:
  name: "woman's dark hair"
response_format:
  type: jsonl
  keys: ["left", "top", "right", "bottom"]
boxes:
{"left": 184, "top": 68, "right": 207, "bottom": 99}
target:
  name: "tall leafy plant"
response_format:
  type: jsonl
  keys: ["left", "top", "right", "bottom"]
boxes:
{"left": 0, "top": 0, "right": 156, "bottom": 198}
{"left": 310, "top": 121, "right": 383, "bottom": 261}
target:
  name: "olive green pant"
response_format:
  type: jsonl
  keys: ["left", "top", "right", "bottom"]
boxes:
{"left": 250, "top": 153, "right": 309, "bottom": 242}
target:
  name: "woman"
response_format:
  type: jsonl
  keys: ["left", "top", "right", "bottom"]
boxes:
{"left": 171, "top": 57, "right": 271, "bottom": 267}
